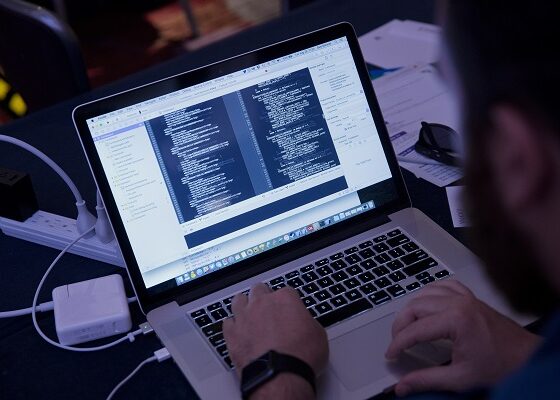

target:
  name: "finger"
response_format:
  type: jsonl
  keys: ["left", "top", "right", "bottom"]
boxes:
{"left": 395, "top": 365, "right": 463, "bottom": 396}
{"left": 249, "top": 283, "right": 272, "bottom": 300}
{"left": 222, "top": 318, "right": 243, "bottom": 377}
{"left": 275, "top": 285, "right": 301, "bottom": 301}
{"left": 413, "top": 284, "right": 459, "bottom": 299}
{"left": 231, "top": 292, "right": 248, "bottom": 316}
{"left": 386, "top": 314, "right": 453, "bottom": 359}
{"left": 431, "top": 279, "right": 473, "bottom": 296}
{"left": 392, "top": 295, "right": 454, "bottom": 337}
{"left": 222, "top": 317, "right": 235, "bottom": 339}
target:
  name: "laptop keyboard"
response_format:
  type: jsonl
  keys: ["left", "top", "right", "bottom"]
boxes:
{"left": 188, "top": 228, "right": 451, "bottom": 369}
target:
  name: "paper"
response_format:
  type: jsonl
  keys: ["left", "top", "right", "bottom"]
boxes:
{"left": 446, "top": 186, "right": 470, "bottom": 227}
{"left": 372, "top": 64, "right": 463, "bottom": 187}
{"left": 358, "top": 19, "right": 441, "bottom": 68}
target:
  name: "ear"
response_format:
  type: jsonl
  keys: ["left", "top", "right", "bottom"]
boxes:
{"left": 488, "top": 106, "right": 551, "bottom": 213}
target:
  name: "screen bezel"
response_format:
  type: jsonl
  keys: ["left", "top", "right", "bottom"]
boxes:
{"left": 73, "top": 22, "right": 411, "bottom": 313}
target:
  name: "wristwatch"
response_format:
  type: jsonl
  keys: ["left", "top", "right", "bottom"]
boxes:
{"left": 240, "top": 350, "right": 316, "bottom": 399}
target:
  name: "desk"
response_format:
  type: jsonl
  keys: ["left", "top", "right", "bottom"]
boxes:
{"left": 0, "top": 1, "right": 458, "bottom": 398}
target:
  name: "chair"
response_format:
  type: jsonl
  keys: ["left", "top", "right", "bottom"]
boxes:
{"left": 0, "top": 0, "right": 89, "bottom": 114}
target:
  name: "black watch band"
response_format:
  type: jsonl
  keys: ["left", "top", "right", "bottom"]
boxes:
{"left": 240, "top": 350, "right": 316, "bottom": 399}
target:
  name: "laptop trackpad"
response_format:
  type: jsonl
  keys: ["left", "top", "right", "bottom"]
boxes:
{"left": 329, "top": 313, "right": 397, "bottom": 390}
{"left": 329, "top": 313, "right": 446, "bottom": 391}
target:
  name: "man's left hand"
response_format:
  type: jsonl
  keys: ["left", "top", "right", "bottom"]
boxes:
{"left": 223, "top": 283, "right": 328, "bottom": 376}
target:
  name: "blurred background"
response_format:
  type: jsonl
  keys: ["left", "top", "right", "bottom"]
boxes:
{"left": 0, "top": 0, "right": 317, "bottom": 123}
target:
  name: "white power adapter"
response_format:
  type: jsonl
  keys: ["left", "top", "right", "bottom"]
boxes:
{"left": 52, "top": 274, "right": 132, "bottom": 345}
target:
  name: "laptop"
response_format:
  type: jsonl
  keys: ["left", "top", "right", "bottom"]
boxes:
{"left": 73, "top": 23, "right": 526, "bottom": 399}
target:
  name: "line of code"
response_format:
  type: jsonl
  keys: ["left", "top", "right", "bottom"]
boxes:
{"left": 240, "top": 68, "right": 340, "bottom": 188}
{"left": 146, "top": 97, "right": 254, "bottom": 222}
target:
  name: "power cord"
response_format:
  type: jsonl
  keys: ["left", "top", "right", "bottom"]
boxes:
{"left": 95, "top": 190, "right": 115, "bottom": 243}
{"left": 106, "top": 347, "right": 171, "bottom": 400}
{"left": 0, "top": 135, "right": 115, "bottom": 243}
{"left": 0, "top": 301, "right": 54, "bottom": 318}
{"left": 29, "top": 227, "right": 146, "bottom": 352}
{"left": 0, "top": 134, "right": 97, "bottom": 235}
{"left": 0, "top": 297, "right": 137, "bottom": 319}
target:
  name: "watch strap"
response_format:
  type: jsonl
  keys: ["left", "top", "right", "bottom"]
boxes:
{"left": 271, "top": 351, "right": 316, "bottom": 393}
{"left": 241, "top": 350, "right": 316, "bottom": 399}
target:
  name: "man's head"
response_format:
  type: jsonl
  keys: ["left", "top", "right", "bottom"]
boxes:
{"left": 441, "top": 1, "right": 560, "bottom": 314}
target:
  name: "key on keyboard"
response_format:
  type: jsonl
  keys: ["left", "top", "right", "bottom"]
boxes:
{"left": 317, "top": 298, "right": 373, "bottom": 327}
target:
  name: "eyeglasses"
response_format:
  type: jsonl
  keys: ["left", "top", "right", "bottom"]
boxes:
{"left": 414, "top": 121, "right": 462, "bottom": 166}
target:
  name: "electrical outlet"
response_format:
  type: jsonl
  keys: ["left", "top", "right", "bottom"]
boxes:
{"left": 0, "top": 210, "right": 124, "bottom": 267}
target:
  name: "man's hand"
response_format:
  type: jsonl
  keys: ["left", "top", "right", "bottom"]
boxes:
{"left": 386, "top": 280, "right": 541, "bottom": 397}
{"left": 223, "top": 283, "right": 328, "bottom": 399}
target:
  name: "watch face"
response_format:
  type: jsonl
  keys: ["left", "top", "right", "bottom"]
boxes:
{"left": 242, "top": 350, "right": 316, "bottom": 399}
{"left": 241, "top": 353, "right": 276, "bottom": 393}
{"left": 244, "top": 357, "right": 269, "bottom": 377}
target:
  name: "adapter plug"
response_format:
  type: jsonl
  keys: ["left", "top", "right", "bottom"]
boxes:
{"left": 52, "top": 274, "right": 132, "bottom": 346}
{"left": 0, "top": 167, "right": 38, "bottom": 221}
{"left": 94, "top": 191, "right": 114, "bottom": 243}
{"left": 75, "top": 200, "right": 96, "bottom": 238}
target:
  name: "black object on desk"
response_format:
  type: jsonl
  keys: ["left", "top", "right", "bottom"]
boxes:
{"left": 0, "top": 1, "right": 440, "bottom": 399}
{"left": 0, "top": 166, "right": 39, "bottom": 221}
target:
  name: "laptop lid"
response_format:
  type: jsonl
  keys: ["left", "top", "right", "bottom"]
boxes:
{"left": 73, "top": 23, "right": 410, "bottom": 313}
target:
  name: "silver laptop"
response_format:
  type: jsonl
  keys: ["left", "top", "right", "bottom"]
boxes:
{"left": 73, "top": 23, "right": 526, "bottom": 399}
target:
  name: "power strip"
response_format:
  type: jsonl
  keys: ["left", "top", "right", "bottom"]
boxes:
{"left": 0, "top": 210, "right": 124, "bottom": 267}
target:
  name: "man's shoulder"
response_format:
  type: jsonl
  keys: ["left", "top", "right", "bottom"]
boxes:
{"left": 492, "top": 313, "right": 560, "bottom": 400}
{"left": 492, "top": 352, "right": 560, "bottom": 399}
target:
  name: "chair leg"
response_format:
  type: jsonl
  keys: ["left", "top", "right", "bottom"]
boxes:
{"left": 178, "top": 0, "right": 200, "bottom": 38}
{"left": 52, "top": 0, "right": 68, "bottom": 21}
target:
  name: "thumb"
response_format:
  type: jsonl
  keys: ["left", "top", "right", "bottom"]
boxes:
{"left": 395, "top": 365, "right": 464, "bottom": 397}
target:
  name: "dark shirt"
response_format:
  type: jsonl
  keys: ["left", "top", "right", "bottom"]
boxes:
{"left": 408, "top": 312, "right": 560, "bottom": 400}
{"left": 491, "top": 312, "right": 560, "bottom": 399}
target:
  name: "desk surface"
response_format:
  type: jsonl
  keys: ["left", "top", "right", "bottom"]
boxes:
{"left": 0, "top": 1, "right": 463, "bottom": 398}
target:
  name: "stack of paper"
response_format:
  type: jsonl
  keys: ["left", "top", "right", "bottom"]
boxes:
{"left": 358, "top": 19, "right": 441, "bottom": 68}
{"left": 372, "top": 64, "right": 462, "bottom": 187}
{"left": 359, "top": 20, "right": 462, "bottom": 187}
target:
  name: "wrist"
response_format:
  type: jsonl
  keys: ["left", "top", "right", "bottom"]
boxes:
{"left": 240, "top": 350, "right": 317, "bottom": 399}
{"left": 509, "top": 331, "right": 542, "bottom": 367}
{"left": 249, "top": 373, "right": 315, "bottom": 400}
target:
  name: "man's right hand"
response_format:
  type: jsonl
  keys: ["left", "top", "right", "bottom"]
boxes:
{"left": 386, "top": 280, "right": 541, "bottom": 397}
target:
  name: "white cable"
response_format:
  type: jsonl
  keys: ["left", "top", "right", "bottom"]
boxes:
{"left": 0, "top": 134, "right": 97, "bottom": 235}
{"left": 95, "top": 190, "right": 115, "bottom": 243}
{"left": 0, "top": 297, "right": 136, "bottom": 319}
{"left": 31, "top": 227, "right": 142, "bottom": 352}
{"left": 106, "top": 355, "right": 157, "bottom": 400}
{"left": 0, "top": 301, "right": 54, "bottom": 318}
{"left": 0, "top": 134, "right": 83, "bottom": 203}
{"left": 106, "top": 348, "right": 170, "bottom": 400}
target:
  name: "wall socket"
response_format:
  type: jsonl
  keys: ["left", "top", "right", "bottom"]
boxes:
{"left": 0, "top": 210, "right": 124, "bottom": 267}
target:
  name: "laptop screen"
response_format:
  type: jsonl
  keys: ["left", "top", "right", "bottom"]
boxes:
{"left": 86, "top": 36, "right": 394, "bottom": 291}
